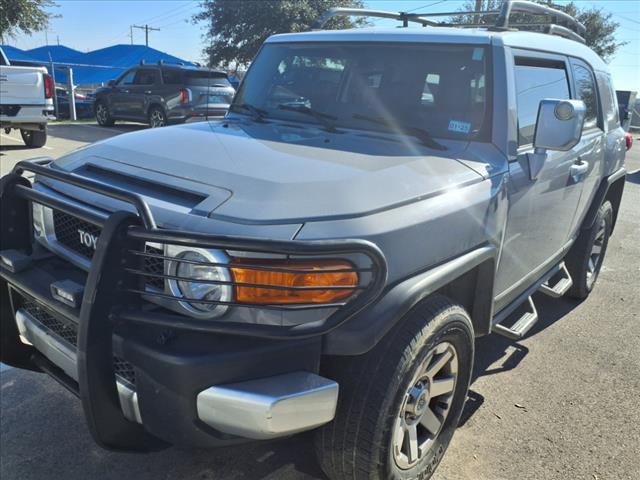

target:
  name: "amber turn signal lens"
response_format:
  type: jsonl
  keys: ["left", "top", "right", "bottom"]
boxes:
{"left": 230, "top": 259, "right": 358, "bottom": 305}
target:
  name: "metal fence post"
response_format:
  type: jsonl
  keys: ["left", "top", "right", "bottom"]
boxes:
{"left": 67, "top": 67, "right": 77, "bottom": 121}
{"left": 48, "top": 53, "right": 59, "bottom": 118}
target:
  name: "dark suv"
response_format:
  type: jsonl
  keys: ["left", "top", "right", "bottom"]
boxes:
{"left": 94, "top": 63, "right": 235, "bottom": 128}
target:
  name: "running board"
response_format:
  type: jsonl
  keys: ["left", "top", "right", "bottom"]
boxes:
{"left": 538, "top": 262, "right": 573, "bottom": 298}
{"left": 492, "top": 296, "right": 538, "bottom": 340}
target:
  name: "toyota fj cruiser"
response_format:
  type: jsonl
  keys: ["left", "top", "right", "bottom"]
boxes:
{"left": 0, "top": 2, "right": 627, "bottom": 479}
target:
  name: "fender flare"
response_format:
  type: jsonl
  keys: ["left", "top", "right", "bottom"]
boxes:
{"left": 322, "top": 245, "right": 497, "bottom": 356}
{"left": 582, "top": 167, "right": 626, "bottom": 232}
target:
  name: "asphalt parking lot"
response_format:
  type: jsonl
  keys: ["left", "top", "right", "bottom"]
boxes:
{"left": 1, "top": 124, "right": 639, "bottom": 480}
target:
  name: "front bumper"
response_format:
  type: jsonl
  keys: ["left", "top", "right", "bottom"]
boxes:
{"left": 0, "top": 162, "right": 385, "bottom": 451}
{"left": 1, "top": 259, "right": 333, "bottom": 448}
{"left": 18, "top": 302, "right": 338, "bottom": 440}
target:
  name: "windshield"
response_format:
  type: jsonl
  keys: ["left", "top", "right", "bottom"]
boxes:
{"left": 233, "top": 42, "right": 490, "bottom": 141}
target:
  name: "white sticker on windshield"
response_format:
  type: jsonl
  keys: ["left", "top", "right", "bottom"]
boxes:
{"left": 448, "top": 120, "right": 471, "bottom": 134}
{"left": 472, "top": 48, "right": 484, "bottom": 61}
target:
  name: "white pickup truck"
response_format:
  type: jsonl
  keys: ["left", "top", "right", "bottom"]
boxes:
{"left": 0, "top": 47, "right": 55, "bottom": 147}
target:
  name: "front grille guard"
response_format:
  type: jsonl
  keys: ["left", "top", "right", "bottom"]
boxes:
{"left": 9, "top": 159, "right": 388, "bottom": 339}
{"left": 2, "top": 159, "right": 387, "bottom": 451}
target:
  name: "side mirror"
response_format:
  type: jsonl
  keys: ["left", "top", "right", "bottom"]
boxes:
{"left": 528, "top": 99, "right": 586, "bottom": 180}
{"left": 108, "top": 80, "right": 116, "bottom": 87}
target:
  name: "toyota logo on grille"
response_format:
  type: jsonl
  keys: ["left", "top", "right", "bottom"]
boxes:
{"left": 77, "top": 229, "right": 98, "bottom": 250}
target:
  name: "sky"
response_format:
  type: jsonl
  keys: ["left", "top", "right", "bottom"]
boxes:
{"left": 7, "top": 0, "right": 640, "bottom": 90}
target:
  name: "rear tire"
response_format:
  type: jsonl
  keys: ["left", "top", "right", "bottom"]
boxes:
{"left": 95, "top": 101, "right": 115, "bottom": 126}
{"left": 565, "top": 200, "right": 613, "bottom": 299}
{"left": 315, "top": 295, "right": 474, "bottom": 480}
{"left": 20, "top": 128, "right": 47, "bottom": 148}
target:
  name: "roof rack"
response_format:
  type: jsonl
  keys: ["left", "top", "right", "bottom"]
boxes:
{"left": 313, "top": 0, "right": 586, "bottom": 44}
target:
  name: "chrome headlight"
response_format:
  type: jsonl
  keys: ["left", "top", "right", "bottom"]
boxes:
{"left": 167, "top": 247, "right": 231, "bottom": 318}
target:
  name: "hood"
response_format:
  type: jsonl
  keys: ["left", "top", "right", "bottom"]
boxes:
{"left": 52, "top": 119, "right": 484, "bottom": 224}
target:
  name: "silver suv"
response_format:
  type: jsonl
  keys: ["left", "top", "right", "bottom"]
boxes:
{"left": 0, "top": 2, "right": 627, "bottom": 479}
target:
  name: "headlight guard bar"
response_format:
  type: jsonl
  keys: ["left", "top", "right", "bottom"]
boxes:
{"left": 9, "top": 159, "right": 388, "bottom": 339}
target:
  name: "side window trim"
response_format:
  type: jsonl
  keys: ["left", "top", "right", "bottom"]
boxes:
{"left": 117, "top": 69, "right": 136, "bottom": 86}
{"left": 134, "top": 68, "right": 159, "bottom": 86}
{"left": 512, "top": 51, "right": 572, "bottom": 152}
{"left": 569, "top": 57, "right": 602, "bottom": 132}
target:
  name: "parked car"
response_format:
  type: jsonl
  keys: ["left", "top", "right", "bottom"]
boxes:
{"left": 0, "top": 2, "right": 628, "bottom": 480}
{"left": 0, "top": 47, "right": 55, "bottom": 147}
{"left": 55, "top": 87, "right": 95, "bottom": 119}
{"left": 616, "top": 90, "right": 637, "bottom": 131}
{"left": 93, "top": 63, "right": 235, "bottom": 128}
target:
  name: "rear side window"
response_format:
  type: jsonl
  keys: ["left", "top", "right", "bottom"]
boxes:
{"left": 162, "top": 69, "right": 183, "bottom": 85}
{"left": 134, "top": 69, "right": 159, "bottom": 86}
{"left": 514, "top": 62, "right": 571, "bottom": 146}
{"left": 596, "top": 71, "right": 619, "bottom": 131}
{"left": 571, "top": 61, "right": 599, "bottom": 129}
{"left": 184, "top": 71, "right": 230, "bottom": 87}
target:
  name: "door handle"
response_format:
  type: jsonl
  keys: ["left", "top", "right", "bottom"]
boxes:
{"left": 570, "top": 158, "right": 589, "bottom": 180}
{"left": 144, "top": 90, "right": 152, "bottom": 94}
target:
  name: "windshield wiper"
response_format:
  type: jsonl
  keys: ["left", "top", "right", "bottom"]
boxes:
{"left": 229, "top": 103, "right": 268, "bottom": 122}
{"left": 352, "top": 113, "right": 446, "bottom": 151}
{"left": 278, "top": 103, "right": 339, "bottom": 133}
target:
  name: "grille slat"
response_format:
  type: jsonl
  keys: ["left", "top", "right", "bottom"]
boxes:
{"left": 53, "top": 210, "right": 101, "bottom": 259}
{"left": 19, "top": 296, "right": 136, "bottom": 386}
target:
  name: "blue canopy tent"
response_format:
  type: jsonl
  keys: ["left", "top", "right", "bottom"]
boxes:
{"left": 27, "top": 45, "right": 85, "bottom": 63}
{"left": 1, "top": 44, "right": 195, "bottom": 86}
{"left": 0, "top": 45, "right": 42, "bottom": 64}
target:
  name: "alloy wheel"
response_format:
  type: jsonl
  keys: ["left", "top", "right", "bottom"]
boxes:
{"left": 150, "top": 109, "right": 166, "bottom": 128}
{"left": 586, "top": 216, "right": 607, "bottom": 288}
{"left": 96, "top": 104, "right": 108, "bottom": 124}
{"left": 392, "top": 341, "right": 458, "bottom": 470}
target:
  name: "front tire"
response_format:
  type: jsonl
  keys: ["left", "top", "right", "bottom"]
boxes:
{"left": 95, "top": 101, "right": 115, "bottom": 126}
{"left": 315, "top": 295, "right": 474, "bottom": 480}
{"left": 148, "top": 106, "right": 167, "bottom": 128}
{"left": 565, "top": 200, "right": 613, "bottom": 299}
{"left": 20, "top": 128, "right": 47, "bottom": 148}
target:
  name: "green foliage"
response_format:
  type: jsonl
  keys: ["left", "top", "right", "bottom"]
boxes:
{"left": 193, "top": 0, "right": 366, "bottom": 68}
{"left": 0, "top": 0, "right": 56, "bottom": 42}
{"left": 450, "top": 0, "right": 625, "bottom": 61}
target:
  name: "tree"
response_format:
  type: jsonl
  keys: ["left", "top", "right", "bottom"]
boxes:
{"left": 0, "top": 0, "right": 56, "bottom": 43}
{"left": 194, "top": 0, "right": 366, "bottom": 69}
{"left": 449, "top": 0, "right": 625, "bottom": 61}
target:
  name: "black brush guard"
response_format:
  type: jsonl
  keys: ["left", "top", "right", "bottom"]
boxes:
{"left": 0, "top": 160, "right": 387, "bottom": 451}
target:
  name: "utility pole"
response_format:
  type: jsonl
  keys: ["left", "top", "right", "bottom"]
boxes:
{"left": 474, "top": 0, "right": 483, "bottom": 24}
{"left": 133, "top": 24, "right": 160, "bottom": 47}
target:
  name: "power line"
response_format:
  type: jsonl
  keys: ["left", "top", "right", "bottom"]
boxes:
{"left": 614, "top": 15, "right": 640, "bottom": 25}
{"left": 405, "top": 1, "right": 448, "bottom": 14}
{"left": 155, "top": 17, "right": 190, "bottom": 30}
{"left": 137, "top": 0, "right": 199, "bottom": 26}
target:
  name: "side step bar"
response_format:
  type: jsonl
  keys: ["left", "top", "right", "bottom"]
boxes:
{"left": 492, "top": 296, "right": 538, "bottom": 340}
{"left": 538, "top": 262, "right": 573, "bottom": 298}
